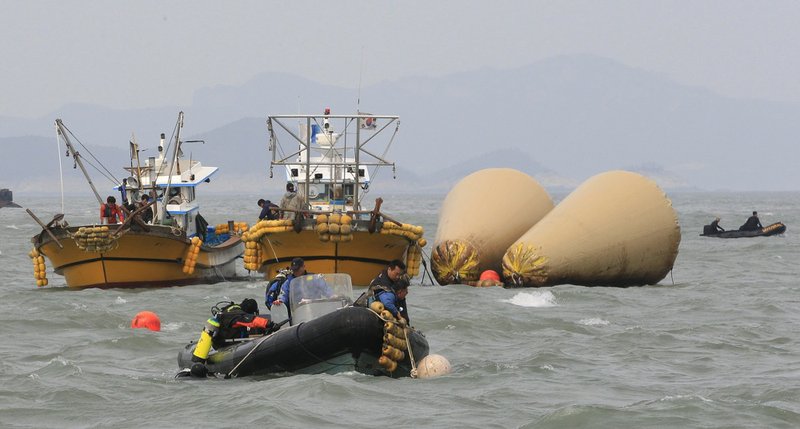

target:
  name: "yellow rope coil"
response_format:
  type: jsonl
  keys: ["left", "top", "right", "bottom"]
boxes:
{"left": 430, "top": 239, "right": 480, "bottom": 285}
{"left": 182, "top": 237, "right": 203, "bottom": 275}
{"left": 29, "top": 248, "right": 48, "bottom": 287}
{"left": 502, "top": 243, "right": 548, "bottom": 286}
{"left": 315, "top": 212, "right": 353, "bottom": 242}
{"left": 241, "top": 219, "right": 292, "bottom": 244}
{"left": 214, "top": 221, "right": 249, "bottom": 235}
{"left": 380, "top": 222, "right": 425, "bottom": 242}
{"left": 243, "top": 240, "right": 262, "bottom": 271}
{"left": 405, "top": 244, "right": 422, "bottom": 277}
{"left": 384, "top": 333, "right": 407, "bottom": 350}
{"left": 69, "top": 225, "right": 118, "bottom": 253}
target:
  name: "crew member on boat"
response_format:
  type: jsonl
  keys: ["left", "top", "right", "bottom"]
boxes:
{"left": 271, "top": 257, "right": 310, "bottom": 306}
{"left": 190, "top": 298, "right": 275, "bottom": 376}
{"left": 279, "top": 183, "right": 304, "bottom": 221}
{"left": 703, "top": 217, "right": 725, "bottom": 235}
{"left": 356, "top": 259, "right": 411, "bottom": 323}
{"left": 100, "top": 196, "right": 125, "bottom": 224}
{"left": 739, "top": 211, "right": 763, "bottom": 231}
{"left": 258, "top": 199, "right": 279, "bottom": 221}
{"left": 138, "top": 194, "right": 154, "bottom": 224}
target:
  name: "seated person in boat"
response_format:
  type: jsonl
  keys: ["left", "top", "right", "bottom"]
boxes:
{"left": 739, "top": 211, "right": 763, "bottom": 231}
{"left": 265, "top": 269, "right": 291, "bottom": 308}
{"left": 191, "top": 298, "right": 275, "bottom": 367}
{"left": 258, "top": 198, "right": 280, "bottom": 221}
{"left": 138, "top": 194, "right": 154, "bottom": 224}
{"left": 100, "top": 196, "right": 125, "bottom": 224}
{"left": 356, "top": 259, "right": 411, "bottom": 323}
{"left": 703, "top": 217, "right": 725, "bottom": 235}
{"left": 279, "top": 182, "right": 304, "bottom": 221}
{"left": 270, "top": 257, "right": 310, "bottom": 307}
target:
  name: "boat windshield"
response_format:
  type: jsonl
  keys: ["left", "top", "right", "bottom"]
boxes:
{"left": 288, "top": 273, "right": 354, "bottom": 324}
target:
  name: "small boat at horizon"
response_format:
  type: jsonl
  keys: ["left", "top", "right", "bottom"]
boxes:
{"left": 700, "top": 221, "right": 786, "bottom": 238}
{"left": 30, "top": 112, "right": 243, "bottom": 289}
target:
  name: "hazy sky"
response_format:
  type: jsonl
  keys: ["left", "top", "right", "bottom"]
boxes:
{"left": 3, "top": 1, "right": 800, "bottom": 118}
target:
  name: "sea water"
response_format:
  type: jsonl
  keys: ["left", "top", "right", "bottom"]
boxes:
{"left": 0, "top": 192, "right": 798, "bottom": 428}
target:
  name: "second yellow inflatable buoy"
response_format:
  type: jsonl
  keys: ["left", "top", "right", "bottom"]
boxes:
{"left": 502, "top": 170, "right": 681, "bottom": 287}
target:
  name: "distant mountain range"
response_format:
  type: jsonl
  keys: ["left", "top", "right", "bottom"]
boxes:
{"left": 2, "top": 54, "right": 799, "bottom": 194}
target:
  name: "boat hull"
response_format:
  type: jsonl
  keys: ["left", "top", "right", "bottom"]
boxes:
{"left": 256, "top": 222, "right": 413, "bottom": 286}
{"left": 177, "top": 306, "right": 429, "bottom": 378}
{"left": 32, "top": 225, "right": 243, "bottom": 289}
{"left": 701, "top": 222, "right": 786, "bottom": 238}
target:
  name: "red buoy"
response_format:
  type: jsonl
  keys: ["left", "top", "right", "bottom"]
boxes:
{"left": 479, "top": 270, "right": 501, "bottom": 282}
{"left": 131, "top": 311, "right": 161, "bottom": 332}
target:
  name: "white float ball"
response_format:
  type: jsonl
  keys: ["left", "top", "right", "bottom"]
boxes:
{"left": 416, "top": 354, "right": 452, "bottom": 378}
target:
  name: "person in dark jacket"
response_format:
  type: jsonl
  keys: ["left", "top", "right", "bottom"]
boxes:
{"left": 190, "top": 298, "right": 275, "bottom": 376}
{"left": 356, "top": 259, "right": 410, "bottom": 323}
{"left": 138, "top": 194, "right": 154, "bottom": 224}
{"left": 258, "top": 199, "right": 279, "bottom": 221}
{"left": 703, "top": 217, "right": 725, "bottom": 235}
{"left": 271, "top": 257, "right": 309, "bottom": 307}
{"left": 739, "top": 211, "right": 763, "bottom": 231}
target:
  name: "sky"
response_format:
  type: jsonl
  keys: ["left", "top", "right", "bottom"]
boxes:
{"left": 3, "top": 1, "right": 800, "bottom": 118}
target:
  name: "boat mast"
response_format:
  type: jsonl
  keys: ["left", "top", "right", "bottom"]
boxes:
{"left": 354, "top": 115, "right": 361, "bottom": 211}
{"left": 131, "top": 133, "right": 143, "bottom": 191}
{"left": 55, "top": 119, "right": 103, "bottom": 205}
{"left": 159, "top": 111, "right": 184, "bottom": 224}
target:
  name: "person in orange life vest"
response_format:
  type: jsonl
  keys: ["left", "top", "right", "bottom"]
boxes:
{"left": 100, "top": 196, "right": 125, "bottom": 224}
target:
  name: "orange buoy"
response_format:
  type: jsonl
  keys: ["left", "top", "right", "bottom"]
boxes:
{"left": 479, "top": 270, "right": 500, "bottom": 282}
{"left": 131, "top": 311, "right": 161, "bottom": 332}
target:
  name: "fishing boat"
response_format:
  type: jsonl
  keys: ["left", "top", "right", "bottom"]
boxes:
{"left": 0, "top": 188, "right": 20, "bottom": 208}
{"left": 700, "top": 222, "right": 786, "bottom": 238}
{"left": 176, "top": 273, "right": 429, "bottom": 378}
{"left": 240, "top": 109, "right": 427, "bottom": 286}
{"left": 29, "top": 112, "right": 243, "bottom": 289}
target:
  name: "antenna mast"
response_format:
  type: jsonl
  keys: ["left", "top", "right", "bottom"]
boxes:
{"left": 55, "top": 119, "right": 103, "bottom": 205}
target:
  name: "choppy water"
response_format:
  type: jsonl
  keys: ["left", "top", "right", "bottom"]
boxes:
{"left": 1, "top": 192, "right": 799, "bottom": 428}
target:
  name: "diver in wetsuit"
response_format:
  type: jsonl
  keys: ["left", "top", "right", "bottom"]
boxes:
{"left": 703, "top": 217, "right": 725, "bottom": 235}
{"left": 739, "top": 211, "right": 763, "bottom": 231}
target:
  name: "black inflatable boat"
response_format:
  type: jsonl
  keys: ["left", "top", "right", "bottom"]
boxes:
{"left": 177, "top": 274, "right": 429, "bottom": 378}
{"left": 700, "top": 222, "right": 786, "bottom": 238}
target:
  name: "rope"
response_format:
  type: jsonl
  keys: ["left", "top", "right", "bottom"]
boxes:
{"left": 225, "top": 319, "right": 290, "bottom": 379}
{"left": 404, "top": 326, "right": 418, "bottom": 378}
{"left": 264, "top": 236, "right": 280, "bottom": 263}
{"left": 224, "top": 332, "right": 272, "bottom": 379}
{"left": 59, "top": 122, "right": 121, "bottom": 185}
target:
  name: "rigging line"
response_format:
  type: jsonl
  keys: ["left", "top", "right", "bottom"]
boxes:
{"left": 156, "top": 120, "right": 180, "bottom": 177}
{"left": 365, "top": 120, "right": 400, "bottom": 186}
{"left": 357, "top": 45, "right": 365, "bottom": 113}
{"left": 60, "top": 123, "right": 121, "bottom": 184}
{"left": 55, "top": 125, "right": 65, "bottom": 214}
{"left": 79, "top": 156, "right": 120, "bottom": 186}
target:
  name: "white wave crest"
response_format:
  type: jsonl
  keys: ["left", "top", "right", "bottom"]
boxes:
{"left": 115, "top": 296, "right": 127, "bottom": 304}
{"left": 578, "top": 317, "right": 609, "bottom": 326}
{"left": 502, "top": 291, "right": 557, "bottom": 308}
{"left": 161, "top": 322, "right": 184, "bottom": 331}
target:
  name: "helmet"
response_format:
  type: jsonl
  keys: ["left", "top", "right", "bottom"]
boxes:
{"left": 240, "top": 298, "right": 259, "bottom": 315}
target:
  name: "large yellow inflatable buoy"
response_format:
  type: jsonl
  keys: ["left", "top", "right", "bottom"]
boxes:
{"left": 431, "top": 168, "right": 553, "bottom": 285}
{"left": 502, "top": 170, "right": 681, "bottom": 287}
